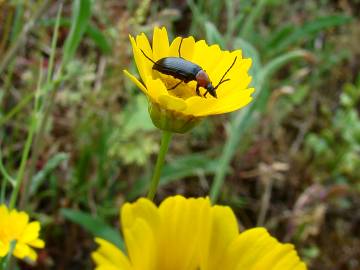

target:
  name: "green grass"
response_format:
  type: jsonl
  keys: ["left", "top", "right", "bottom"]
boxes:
{"left": 0, "top": 0, "right": 359, "bottom": 269}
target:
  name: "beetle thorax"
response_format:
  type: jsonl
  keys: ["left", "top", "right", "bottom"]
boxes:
{"left": 195, "top": 70, "right": 211, "bottom": 88}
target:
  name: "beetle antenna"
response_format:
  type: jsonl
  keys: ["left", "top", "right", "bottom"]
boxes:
{"left": 140, "top": 49, "right": 157, "bottom": 65}
{"left": 178, "top": 37, "right": 184, "bottom": 58}
{"left": 214, "top": 56, "right": 237, "bottom": 90}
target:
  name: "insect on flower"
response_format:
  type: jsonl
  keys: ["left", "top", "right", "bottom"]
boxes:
{"left": 140, "top": 38, "right": 237, "bottom": 98}
{"left": 124, "top": 27, "right": 254, "bottom": 133}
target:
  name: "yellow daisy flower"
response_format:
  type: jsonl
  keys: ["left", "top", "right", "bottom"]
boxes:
{"left": 124, "top": 27, "right": 254, "bottom": 133}
{"left": 92, "top": 196, "right": 307, "bottom": 270}
{"left": 0, "top": 204, "right": 45, "bottom": 262}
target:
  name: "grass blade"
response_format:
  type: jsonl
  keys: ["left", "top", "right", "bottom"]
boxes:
{"left": 265, "top": 15, "right": 352, "bottom": 57}
{"left": 63, "top": 0, "right": 92, "bottom": 65}
{"left": 210, "top": 50, "right": 310, "bottom": 202}
{"left": 61, "top": 208, "right": 125, "bottom": 250}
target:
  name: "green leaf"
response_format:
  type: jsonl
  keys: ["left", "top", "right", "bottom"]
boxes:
{"left": 204, "top": 22, "right": 225, "bottom": 47}
{"left": 61, "top": 208, "right": 125, "bottom": 250}
{"left": 29, "top": 153, "right": 69, "bottom": 197}
{"left": 86, "top": 23, "right": 112, "bottom": 54}
{"left": 39, "top": 18, "right": 111, "bottom": 54}
{"left": 234, "top": 37, "right": 262, "bottom": 82}
{"left": 265, "top": 15, "right": 352, "bottom": 56}
{"left": 127, "top": 153, "right": 219, "bottom": 200}
{"left": 63, "top": 0, "right": 93, "bottom": 65}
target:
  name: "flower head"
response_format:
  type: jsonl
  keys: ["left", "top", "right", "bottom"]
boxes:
{"left": 124, "top": 27, "right": 254, "bottom": 133}
{"left": 92, "top": 196, "right": 306, "bottom": 270}
{"left": 0, "top": 204, "right": 44, "bottom": 262}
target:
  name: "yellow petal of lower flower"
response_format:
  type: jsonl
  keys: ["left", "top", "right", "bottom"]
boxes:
{"left": 222, "top": 228, "right": 306, "bottom": 270}
{"left": 152, "top": 27, "right": 169, "bottom": 61}
{"left": 203, "top": 205, "right": 239, "bottom": 270}
{"left": 124, "top": 219, "right": 156, "bottom": 270}
{"left": 157, "top": 196, "right": 212, "bottom": 270}
{"left": 121, "top": 198, "right": 160, "bottom": 235}
{"left": 136, "top": 32, "right": 154, "bottom": 77}
{"left": 158, "top": 94, "right": 187, "bottom": 112}
{"left": 92, "top": 196, "right": 307, "bottom": 270}
{"left": 92, "top": 238, "right": 131, "bottom": 270}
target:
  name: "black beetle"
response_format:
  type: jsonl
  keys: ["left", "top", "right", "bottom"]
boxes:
{"left": 140, "top": 38, "right": 237, "bottom": 98}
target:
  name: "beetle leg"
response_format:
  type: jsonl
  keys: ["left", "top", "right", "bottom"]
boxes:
{"left": 204, "top": 91, "right": 209, "bottom": 97}
{"left": 178, "top": 37, "right": 184, "bottom": 58}
{"left": 168, "top": 80, "right": 183, "bottom": 90}
{"left": 196, "top": 84, "right": 201, "bottom": 96}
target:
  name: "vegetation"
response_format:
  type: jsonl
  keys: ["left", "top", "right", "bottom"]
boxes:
{"left": 0, "top": 0, "right": 359, "bottom": 269}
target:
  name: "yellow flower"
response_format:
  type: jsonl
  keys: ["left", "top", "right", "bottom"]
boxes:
{"left": 124, "top": 27, "right": 254, "bottom": 133}
{"left": 92, "top": 196, "right": 307, "bottom": 270}
{"left": 0, "top": 204, "right": 45, "bottom": 262}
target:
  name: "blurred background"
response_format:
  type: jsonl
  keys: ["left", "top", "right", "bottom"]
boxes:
{"left": 0, "top": 0, "right": 359, "bottom": 269}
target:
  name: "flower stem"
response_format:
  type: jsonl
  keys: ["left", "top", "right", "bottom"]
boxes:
{"left": 147, "top": 131, "right": 172, "bottom": 200}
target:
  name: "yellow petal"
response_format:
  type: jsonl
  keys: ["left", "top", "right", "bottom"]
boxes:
{"left": 121, "top": 198, "right": 160, "bottom": 234}
{"left": 158, "top": 94, "right": 187, "bottom": 112}
{"left": 123, "top": 69, "right": 148, "bottom": 94}
{"left": 194, "top": 88, "right": 254, "bottom": 117}
{"left": 152, "top": 27, "right": 169, "bottom": 61}
{"left": 146, "top": 77, "right": 172, "bottom": 101}
{"left": 169, "top": 36, "right": 195, "bottom": 60}
{"left": 19, "top": 221, "right": 41, "bottom": 243}
{"left": 8, "top": 211, "right": 29, "bottom": 239}
{"left": 13, "top": 242, "right": 30, "bottom": 260}
{"left": 0, "top": 241, "right": 10, "bottom": 257}
{"left": 130, "top": 36, "right": 150, "bottom": 83}
{"left": 192, "top": 40, "right": 225, "bottom": 73}
{"left": 221, "top": 228, "right": 307, "bottom": 270}
{"left": 202, "top": 205, "right": 239, "bottom": 270}
{"left": 123, "top": 218, "right": 156, "bottom": 270}
{"left": 136, "top": 32, "right": 154, "bottom": 77}
{"left": 28, "top": 239, "right": 45, "bottom": 248}
{"left": 92, "top": 238, "right": 131, "bottom": 270}
{"left": 157, "top": 196, "right": 212, "bottom": 270}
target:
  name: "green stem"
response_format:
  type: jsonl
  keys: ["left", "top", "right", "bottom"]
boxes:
{"left": 8, "top": 114, "right": 36, "bottom": 209}
{"left": 240, "top": 0, "right": 268, "bottom": 39}
{"left": 147, "top": 131, "right": 172, "bottom": 200}
{"left": 0, "top": 240, "right": 16, "bottom": 270}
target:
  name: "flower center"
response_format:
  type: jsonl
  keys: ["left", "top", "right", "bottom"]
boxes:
{"left": 153, "top": 71, "right": 199, "bottom": 99}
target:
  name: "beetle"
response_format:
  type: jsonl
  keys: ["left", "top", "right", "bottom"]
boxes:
{"left": 140, "top": 38, "right": 237, "bottom": 98}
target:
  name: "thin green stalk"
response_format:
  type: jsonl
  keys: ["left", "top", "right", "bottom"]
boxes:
{"left": 209, "top": 50, "right": 309, "bottom": 203}
{"left": 0, "top": 181, "right": 5, "bottom": 204}
{"left": 147, "top": 131, "right": 173, "bottom": 200}
{"left": 0, "top": 92, "right": 35, "bottom": 127}
{"left": 8, "top": 59, "right": 44, "bottom": 209}
{"left": 19, "top": 3, "right": 63, "bottom": 209}
{"left": 240, "top": 0, "right": 268, "bottom": 39}
{"left": 0, "top": 148, "right": 15, "bottom": 187}
{"left": 0, "top": 240, "right": 16, "bottom": 270}
{"left": 8, "top": 114, "right": 36, "bottom": 209}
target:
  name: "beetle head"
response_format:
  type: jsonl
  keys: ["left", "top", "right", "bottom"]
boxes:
{"left": 196, "top": 70, "right": 217, "bottom": 98}
{"left": 206, "top": 84, "right": 217, "bottom": 98}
